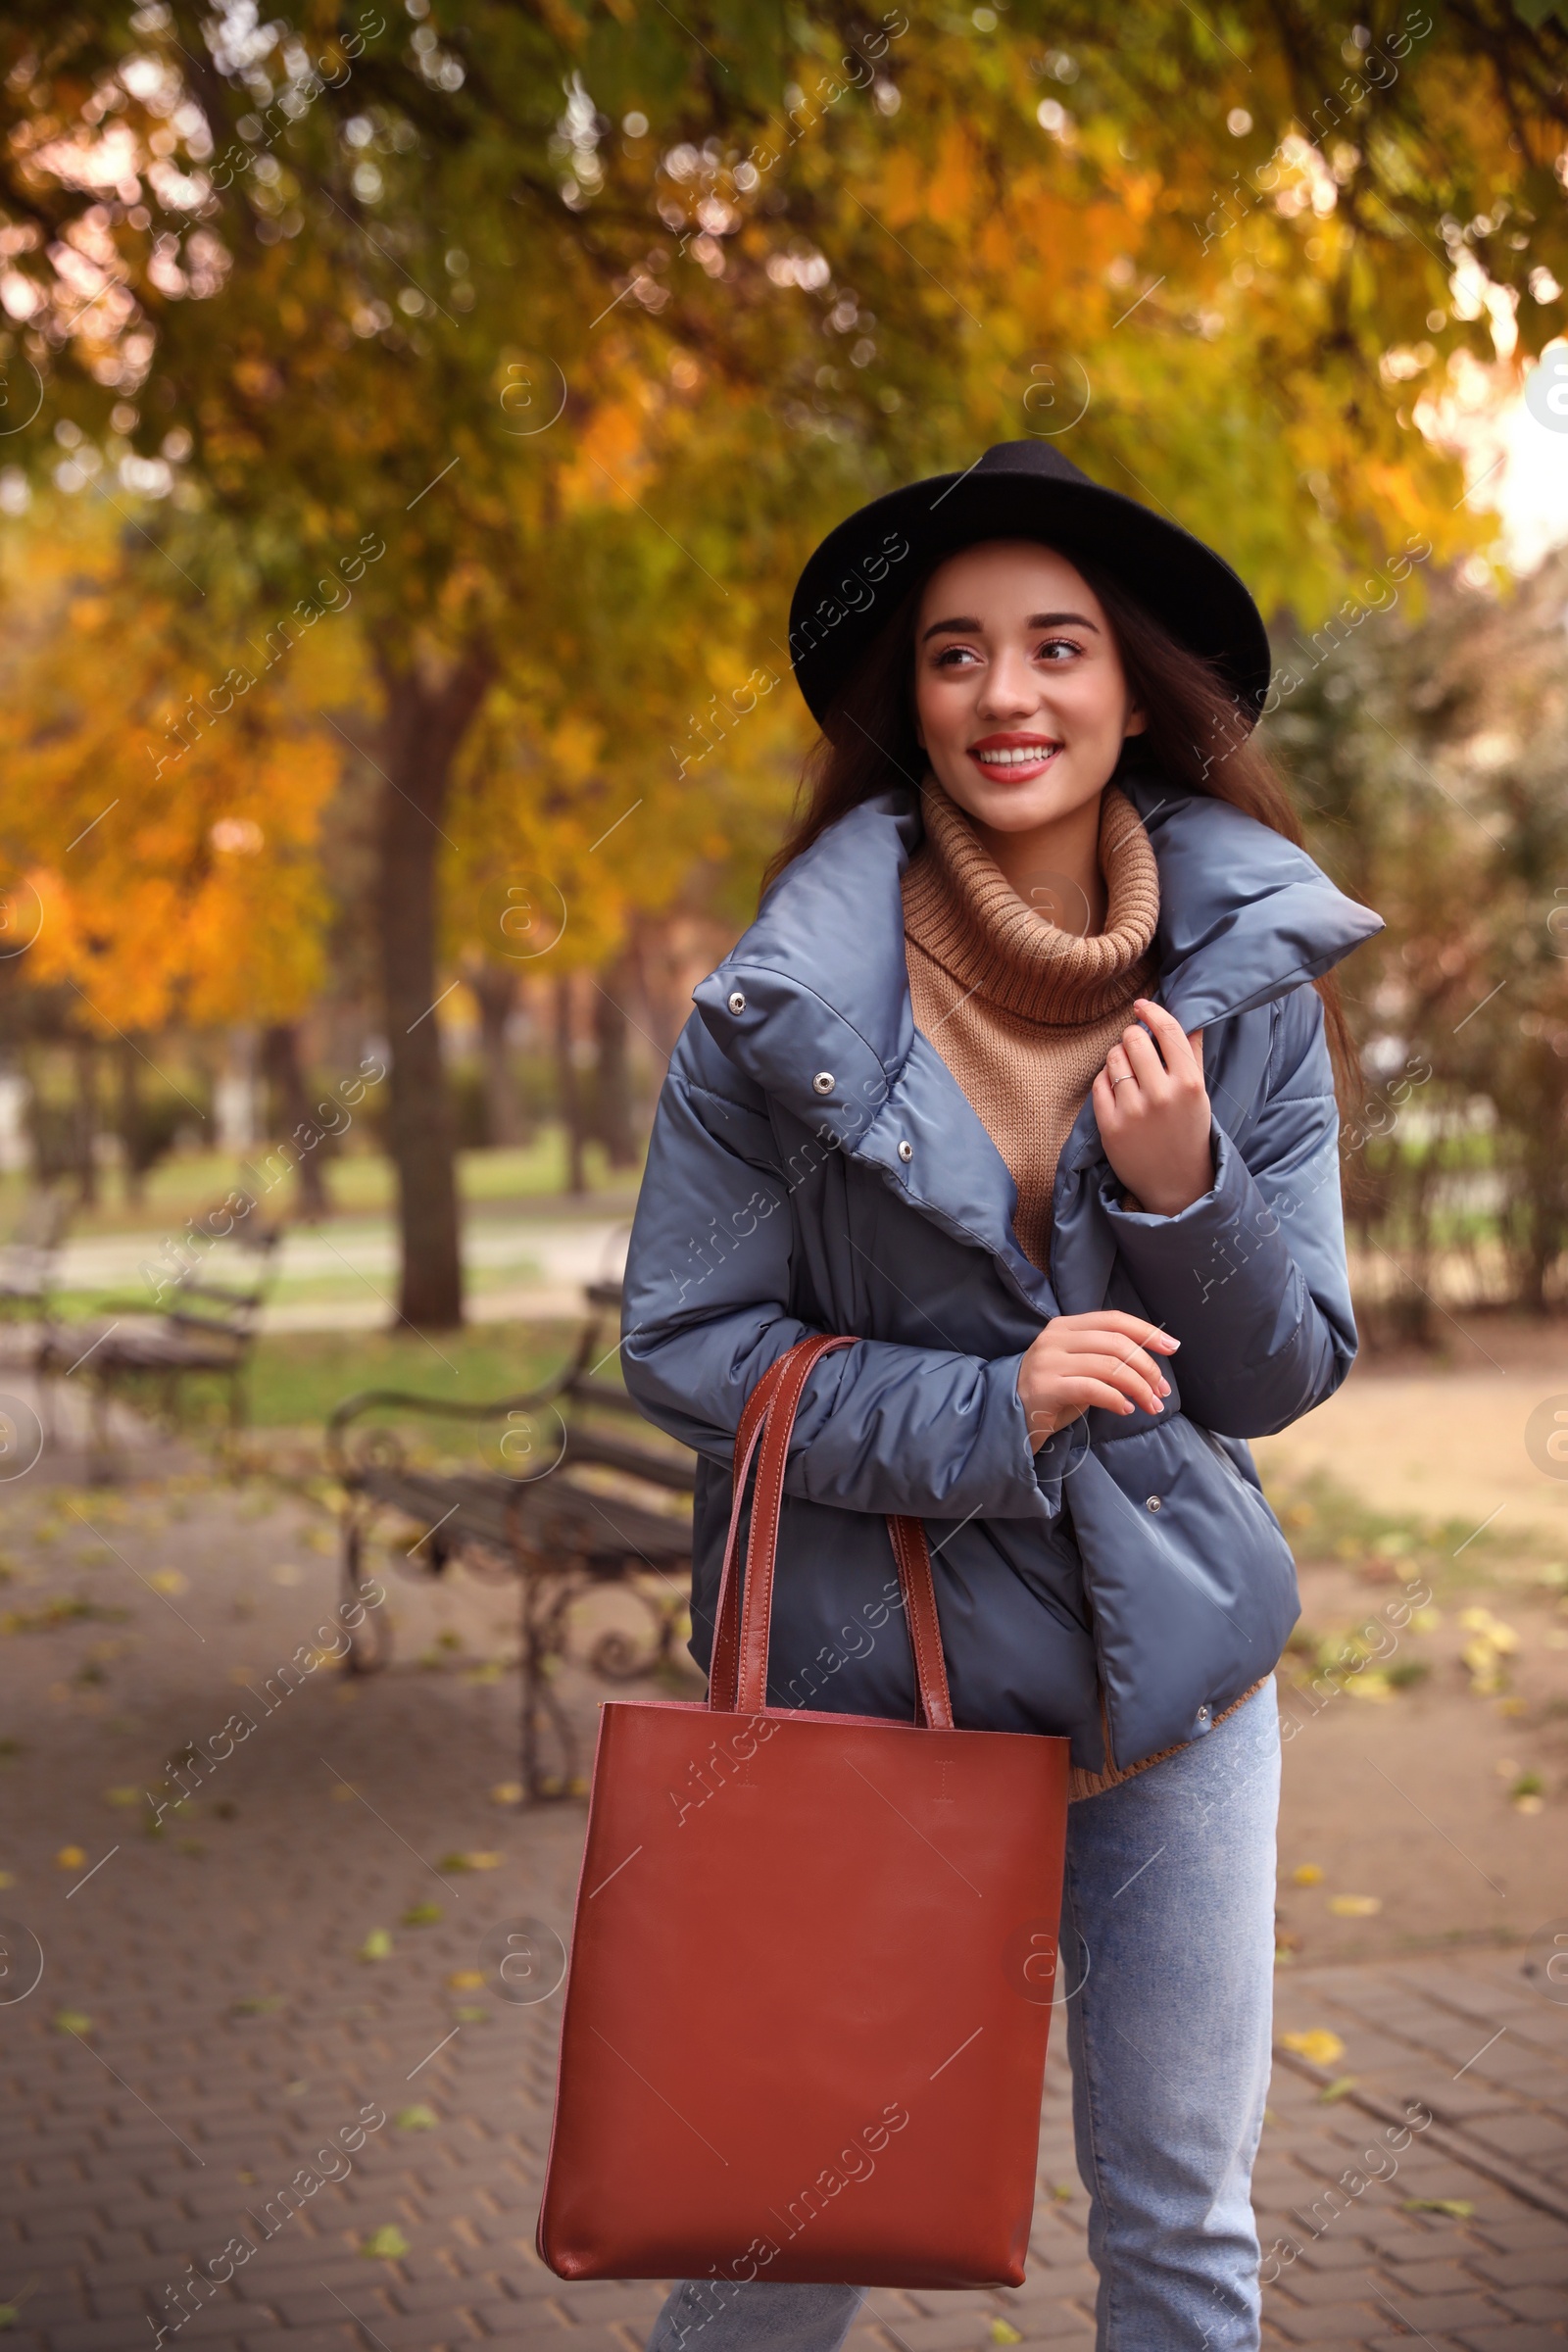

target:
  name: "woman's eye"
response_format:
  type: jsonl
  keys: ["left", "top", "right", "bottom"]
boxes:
{"left": 1037, "top": 638, "right": 1081, "bottom": 662}
{"left": 933, "top": 644, "right": 979, "bottom": 667}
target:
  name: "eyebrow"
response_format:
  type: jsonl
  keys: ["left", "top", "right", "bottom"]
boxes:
{"left": 919, "top": 610, "right": 1101, "bottom": 643}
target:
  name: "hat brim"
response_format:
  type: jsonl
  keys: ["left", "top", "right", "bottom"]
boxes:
{"left": 787, "top": 465, "right": 1272, "bottom": 728}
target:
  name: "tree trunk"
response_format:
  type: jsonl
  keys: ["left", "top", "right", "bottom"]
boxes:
{"left": 590, "top": 964, "right": 639, "bottom": 1168}
{"left": 375, "top": 641, "right": 496, "bottom": 1328}
{"left": 118, "top": 1039, "right": 143, "bottom": 1206}
{"left": 261, "top": 1022, "right": 329, "bottom": 1221}
{"left": 468, "top": 960, "right": 528, "bottom": 1147}
{"left": 555, "top": 972, "right": 587, "bottom": 1198}
{"left": 73, "top": 1036, "right": 98, "bottom": 1207}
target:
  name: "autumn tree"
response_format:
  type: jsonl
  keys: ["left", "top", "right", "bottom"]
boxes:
{"left": 4, "top": 1, "right": 1568, "bottom": 1318}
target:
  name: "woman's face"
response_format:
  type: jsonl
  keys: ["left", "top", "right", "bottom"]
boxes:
{"left": 911, "top": 539, "right": 1145, "bottom": 832}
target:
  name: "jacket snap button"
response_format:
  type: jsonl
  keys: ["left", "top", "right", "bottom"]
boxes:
{"left": 812, "top": 1071, "right": 835, "bottom": 1096}
{"left": 898, "top": 1140, "right": 912, "bottom": 1163}
{"left": 1146, "top": 1495, "right": 1162, "bottom": 1511}
{"left": 727, "top": 990, "right": 746, "bottom": 1015}
{"left": 1196, "top": 1704, "right": 1211, "bottom": 1727}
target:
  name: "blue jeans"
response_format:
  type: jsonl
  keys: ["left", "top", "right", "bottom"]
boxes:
{"left": 644, "top": 1678, "right": 1279, "bottom": 2352}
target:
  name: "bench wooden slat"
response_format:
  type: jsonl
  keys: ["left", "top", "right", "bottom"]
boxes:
{"left": 559, "top": 1428, "right": 695, "bottom": 1493}
{"left": 358, "top": 1463, "right": 692, "bottom": 1569}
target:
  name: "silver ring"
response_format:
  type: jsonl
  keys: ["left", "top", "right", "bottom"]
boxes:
{"left": 1109, "top": 1074, "right": 1135, "bottom": 1088}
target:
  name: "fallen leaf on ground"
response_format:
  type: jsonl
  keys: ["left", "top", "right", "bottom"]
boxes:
{"left": 489, "top": 1783, "right": 523, "bottom": 1805}
{"left": 103, "top": 1788, "right": 140, "bottom": 1807}
{"left": 1328, "top": 1894, "right": 1381, "bottom": 1917}
{"left": 1291, "top": 1864, "right": 1324, "bottom": 1886}
{"left": 330, "top": 1784, "right": 359, "bottom": 1802}
{"left": 53, "top": 2010, "right": 92, "bottom": 2035}
{"left": 358, "top": 1929, "right": 393, "bottom": 1962}
{"left": 54, "top": 1846, "right": 86, "bottom": 1870}
{"left": 395, "top": 2105, "right": 439, "bottom": 2132}
{"left": 989, "top": 2325, "right": 1022, "bottom": 2345}
{"left": 147, "top": 1570, "right": 187, "bottom": 1595}
{"left": 402, "top": 1902, "right": 442, "bottom": 1927}
{"left": 1280, "top": 2029, "right": 1346, "bottom": 2067}
{"left": 1318, "top": 2075, "right": 1358, "bottom": 2102}
{"left": 1403, "top": 2197, "right": 1473, "bottom": 2219}
{"left": 361, "top": 2226, "right": 410, "bottom": 2260}
{"left": 1460, "top": 1607, "right": 1519, "bottom": 1650}
{"left": 446, "top": 1970, "right": 485, "bottom": 1990}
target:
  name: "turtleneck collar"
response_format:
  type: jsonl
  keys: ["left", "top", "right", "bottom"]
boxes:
{"left": 901, "top": 778, "right": 1161, "bottom": 1024}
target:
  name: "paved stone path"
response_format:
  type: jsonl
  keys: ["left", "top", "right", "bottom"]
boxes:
{"left": 0, "top": 1470, "right": 1563, "bottom": 2350}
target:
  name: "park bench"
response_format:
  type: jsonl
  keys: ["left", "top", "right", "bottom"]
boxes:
{"left": 39, "top": 1214, "right": 282, "bottom": 1473}
{"left": 325, "top": 1279, "right": 697, "bottom": 1799}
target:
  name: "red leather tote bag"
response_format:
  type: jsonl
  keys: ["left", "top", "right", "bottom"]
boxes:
{"left": 537, "top": 1334, "right": 1070, "bottom": 2288}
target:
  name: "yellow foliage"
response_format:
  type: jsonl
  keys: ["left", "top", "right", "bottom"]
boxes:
{"left": 1281, "top": 2029, "right": 1346, "bottom": 2066}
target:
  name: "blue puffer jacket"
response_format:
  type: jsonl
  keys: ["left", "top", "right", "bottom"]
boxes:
{"left": 621, "top": 768, "right": 1385, "bottom": 1775}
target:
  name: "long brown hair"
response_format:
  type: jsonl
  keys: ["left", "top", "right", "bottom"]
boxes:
{"left": 763, "top": 548, "right": 1365, "bottom": 1121}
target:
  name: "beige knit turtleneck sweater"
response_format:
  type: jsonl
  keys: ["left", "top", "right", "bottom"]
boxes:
{"left": 902, "top": 777, "right": 1265, "bottom": 1799}
{"left": 901, "top": 779, "right": 1160, "bottom": 1270}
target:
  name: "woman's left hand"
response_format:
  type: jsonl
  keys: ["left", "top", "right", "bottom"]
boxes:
{"left": 1092, "top": 997, "right": 1215, "bottom": 1218}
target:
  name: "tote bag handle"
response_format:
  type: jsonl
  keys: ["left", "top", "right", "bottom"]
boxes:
{"left": 707, "top": 1333, "right": 955, "bottom": 1731}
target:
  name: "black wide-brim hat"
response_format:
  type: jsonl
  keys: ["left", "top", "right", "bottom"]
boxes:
{"left": 787, "top": 438, "right": 1272, "bottom": 728}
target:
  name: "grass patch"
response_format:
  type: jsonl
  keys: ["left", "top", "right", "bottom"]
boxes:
{"left": 0, "top": 1130, "right": 642, "bottom": 1244}
{"left": 244, "top": 1320, "right": 587, "bottom": 1436}
{"left": 1265, "top": 1462, "right": 1555, "bottom": 1592}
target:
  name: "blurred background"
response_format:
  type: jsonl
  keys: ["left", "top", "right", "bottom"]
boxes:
{"left": 3, "top": 8, "right": 1568, "bottom": 2349}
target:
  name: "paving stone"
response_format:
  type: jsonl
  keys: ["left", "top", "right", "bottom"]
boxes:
{"left": 1499, "top": 2290, "right": 1568, "bottom": 2324}
{"left": 1471, "top": 2253, "right": 1568, "bottom": 2291}
{"left": 1452, "top": 2331, "right": 1568, "bottom": 2352}
{"left": 852, "top": 2320, "right": 991, "bottom": 2352}
{"left": 1264, "top": 2297, "right": 1394, "bottom": 2341}
{"left": 7, "top": 1478, "right": 1568, "bottom": 2352}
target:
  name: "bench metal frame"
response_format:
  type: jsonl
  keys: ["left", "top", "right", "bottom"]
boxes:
{"left": 325, "top": 1284, "right": 696, "bottom": 1799}
{"left": 38, "top": 1221, "right": 280, "bottom": 1476}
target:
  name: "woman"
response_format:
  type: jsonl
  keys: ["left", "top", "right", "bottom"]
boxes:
{"left": 620, "top": 439, "right": 1384, "bottom": 2352}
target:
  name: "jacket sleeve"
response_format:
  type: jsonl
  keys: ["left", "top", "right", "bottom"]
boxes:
{"left": 619, "top": 1022, "right": 1054, "bottom": 1522}
{"left": 1096, "top": 983, "right": 1358, "bottom": 1438}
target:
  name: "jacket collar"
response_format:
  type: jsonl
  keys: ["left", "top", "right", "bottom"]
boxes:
{"left": 692, "top": 769, "right": 1383, "bottom": 1298}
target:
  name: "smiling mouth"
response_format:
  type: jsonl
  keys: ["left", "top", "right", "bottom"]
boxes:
{"left": 967, "top": 738, "right": 1062, "bottom": 778}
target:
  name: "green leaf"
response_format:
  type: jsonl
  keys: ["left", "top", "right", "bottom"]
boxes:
{"left": 395, "top": 2104, "right": 439, "bottom": 2132}
{"left": 1403, "top": 2197, "right": 1474, "bottom": 2219}
{"left": 358, "top": 1928, "right": 394, "bottom": 1962}
{"left": 361, "top": 2225, "right": 411, "bottom": 2260}
{"left": 401, "top": 1901, "right": 442, "bottom": 1926}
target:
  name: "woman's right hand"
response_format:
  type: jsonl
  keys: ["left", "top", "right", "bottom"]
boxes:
{"left": 1016, "top": 1311, "right": 1181, "bottom": 1449}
